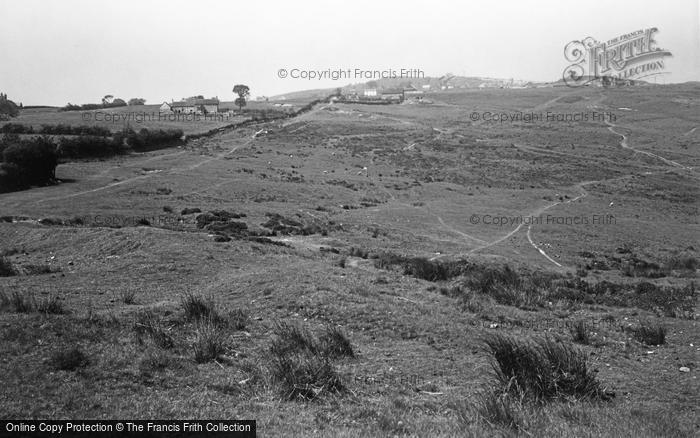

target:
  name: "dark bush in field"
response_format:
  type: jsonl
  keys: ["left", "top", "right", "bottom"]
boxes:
{"left": 631, "top": 321, "right": 667, "bottom": 345}
{"left": 181, "top": 293, "right": 221, "bottom": 323}
{"left": 125, "top": 128, "right": 183, "bottom": 151}
{"left": 49, "top": 347, "right": 89, "bottom": 371}
{"left": 57, "top": 135, "right": 123, "bottom": 158}
{"left": 373, "top": 252, "right": 473, "bottom": 281}
{"left": 318, "top": 326, "right": 354, "bottom": 358}
{"left": 0, "top": 256, "right": 16, "bottom": 276}
{"left": 0, "top": 124, "right": 111, "bottom": 137}
{"left": 483, "top": 334, "right": 607, "bottom": 402}
{"left": 2, "top": 136, "right": 57, "bottom": 186}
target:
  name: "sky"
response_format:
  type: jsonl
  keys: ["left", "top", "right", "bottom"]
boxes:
{"left": 1, "top": 0, "right": 698, "bottom": 106}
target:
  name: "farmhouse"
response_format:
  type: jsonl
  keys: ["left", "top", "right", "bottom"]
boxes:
{"left": 380, "top": 88, "right": 404, "bottom": 102}
{"left": 403, "top": 85, "right": 424, "bottom": 100}
{"left": 159, "top": 102, "right": 172, "bottom": 112}
{"left": 363, "top": 89, "right": 377, "bottom": 98}
{"left": 170, "top": 98, "right": 220, "bottom": 114}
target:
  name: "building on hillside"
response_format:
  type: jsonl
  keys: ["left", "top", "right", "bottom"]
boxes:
{"left": 160, "top": 102, "right": 172, "bottom": 112}
{"left": 363, "top": 88, "right": 377, "bottom": 98}
{"left": 170, "top": 98, "right": 220, "bottom": 114}
{"left": 380, "top": 88, "right": 404, "bottom": 102}
{"left": 403, "top": 85, "right": 424, "bottom": 100}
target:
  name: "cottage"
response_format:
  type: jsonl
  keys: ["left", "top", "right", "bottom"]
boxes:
{"left": 170, "top": 98, "right": 220, "bottom": 114}
{"left": 159, "top": 102, "right": 172, "bottom": 112}
{"left": 403, "top": 85, "right": 424, "bottom": 100}
{"left": 363, "top": 88, "right": 377, "bottom": 98}
{"left": 380, "top": 88, "right": 404, "bottom": 102}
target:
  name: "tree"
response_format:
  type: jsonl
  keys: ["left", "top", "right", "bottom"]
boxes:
{"left": 3, "top": 136, "right": 57, "bottom": 186}
{"left": 102, "top": 95, "right": 114, "bottom": 105}
{"left": 0, "top": 93, "right": 20, "bottom": 118}
{"left": 128, "top": 98, "right": 146, "bottom": 106}
{"left": 112, "top": 98, "right": 127, "bottom": 106}
{"left": 233, "top": 85, "right": 250, "bottom": 111}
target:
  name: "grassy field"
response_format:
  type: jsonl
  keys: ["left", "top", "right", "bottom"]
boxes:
{"left": 1, "top": 101, "right": 297, "bottom": 136}
{"left": 0, "top": 85, "right": 698, "bottom": 436}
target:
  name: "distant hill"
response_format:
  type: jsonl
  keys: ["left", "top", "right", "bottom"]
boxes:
{"left": 269, "top": 74, "right": 555, "bottom": 101}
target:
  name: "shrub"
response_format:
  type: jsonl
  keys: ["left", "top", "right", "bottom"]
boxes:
{"left": 3, "top": 136, "right": 57, "bottom": 186}
{"left": 50, "top": 347, "right": 89, "bottom": 370}
{"left": 192, "top": 318, "right": 227, "bottom": 363}
{"left": 631, "top": 321, "right": 666, "bottom": 345}
{"left": 483, "top": 334, "right": 606, "bottom": 401}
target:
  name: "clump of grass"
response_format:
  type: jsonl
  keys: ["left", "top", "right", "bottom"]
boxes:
{"left": 483, "top": 333, "right": 607, "bottom": 401}
{"left": 269, "top": 321, "right": 347, "bottom": 400}
{"left": 318, "top": 326, "right": 354, "bottom": 358}
{"left": 270, "top": 321, "right": 318, "bottom": 357}
{"left": 227, "top": 308, "right": 248, "bottom": 331}
{"left": 0, "top": 257, "right": 16, "bottom": 277}
{"left": 133, "top": 311, "right": 175, "bottom": 349}
{"left": 270, "top": 352, "right": 343, "bottom": 400}
{"left": 120, "top": 289, "right": 137, "bottom": 304}
{"left": 474, "top": 390, "right": 529, "bottom": 432}
{"left": 10, "top": 291, "right": 34, "bottom": 313}
{"left": 181, "top": 292, "right": 220, "bottom": 322}
{"left": 631, "top": 320, "right": 666, "bottom": 345}
{"left": 37, "top": 295, "right": 65, "bottom": 314}
{"left": 192, "top": 318, "right": 227, "bottom": 363}
{"left": 570, "top": 320, "right": 591, "bottom": 345}
{"left": 139, "top": 348, "right": 177, "bottom": 374}
{"left": 25, "top": 264, "right": 58, "bottom": 275}
{"left": 50, "top": 347, "right": 89, "bottom": 371}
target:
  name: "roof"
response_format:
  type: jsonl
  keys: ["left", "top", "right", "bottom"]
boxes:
{"left": 171, "top": 98, "right": 220, "bottom": 107}
{"left": 381, "top": 88, "right": 404, "bottom": 95}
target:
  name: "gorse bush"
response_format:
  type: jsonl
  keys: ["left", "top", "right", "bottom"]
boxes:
{"left": 2, "top": 136, "right": 57, "bottom": 187}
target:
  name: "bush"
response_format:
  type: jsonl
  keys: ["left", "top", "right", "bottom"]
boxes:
{"left": 50, "top": 347, "right": 89, "bottom": 371}
{"left": 57, "top": 135, "right": 123, "bottom": 158}
{"left": 483, "top": 334, "right": 607, "bottom": 401}
{"left": 631, "top": 321, "right": 666, "bottom": 345}
{"left": 3, "top": 136, "right": 57, "bottom": 186}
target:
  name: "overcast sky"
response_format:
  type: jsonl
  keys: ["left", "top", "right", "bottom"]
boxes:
{"left": 1, "top": 0, "right": 698, "bottom": 105}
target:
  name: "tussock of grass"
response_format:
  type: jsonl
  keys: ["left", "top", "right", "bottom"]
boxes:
{"left": 192, "top": 318, "right": 227, "bottom": 363}
{"left": 133, "top": 311, "right": 175, "bottom": 349}
{"left": 181, "top": 292, "right": 219, "bottom": 322}
{"left": 139, "top": 349, "right": 177, "bottom": 374}
{"left": 570, "top": 320, "right": 591, "bottom": 345}
{"left": 474, "top": 390, "right": 529, "bottom": 432}
{"left": 50, "top": 347, "right": 89, "bottom": 371}
{"left": 270, "top": 352, "right": 344, "bottom": 400}
{"left": 631, "top": 321, "right": 666, "bottom": 345}
{"left": 0, "top": 257, "right": 16, "bottom": 277}
{"left": 319, "top": 326, "right": 354, "bottom": 358}
{"left": 37, "top": 295, "right": 65, "bottom": 314}
{"left": 120, "top": 289, "right": 137, "bottom": 305}
{"left": 9, "top": 291, "right": 34, "bottom": 313}
{"left": 483, "top": 333, "right": 607, "bottom": 401}
{"left": 269, "top": 321, "right": 349, "bottom": 400}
